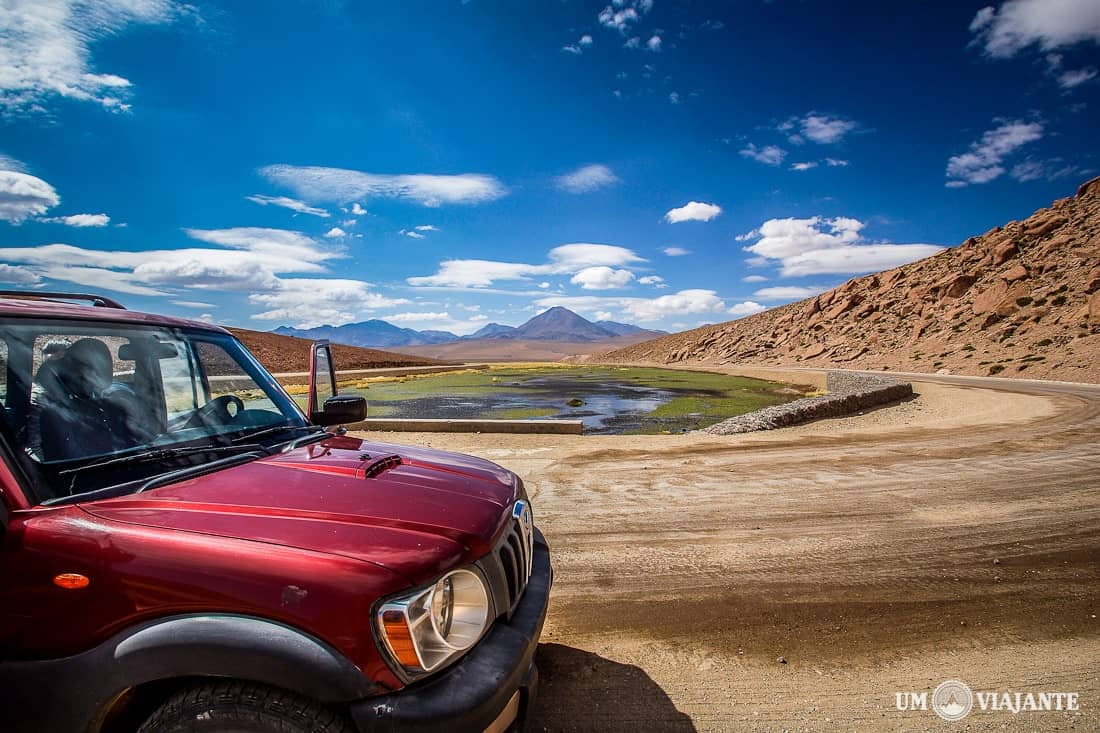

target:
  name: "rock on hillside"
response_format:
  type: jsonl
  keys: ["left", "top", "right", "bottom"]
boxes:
{"left": 600, "top": 177, "right": 1100, "bottom": 383}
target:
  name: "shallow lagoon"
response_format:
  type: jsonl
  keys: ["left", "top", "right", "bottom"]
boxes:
{"left": 336, "top": 366, "right": 808, "bottom": 434}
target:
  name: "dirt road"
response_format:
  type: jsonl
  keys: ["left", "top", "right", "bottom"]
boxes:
{"left": 358, "top": 371, "right": 1100, "bottom": 731}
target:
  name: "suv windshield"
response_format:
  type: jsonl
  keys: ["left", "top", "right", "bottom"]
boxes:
{"left": 0, "top": 318, "right": 312, "bottom": 504}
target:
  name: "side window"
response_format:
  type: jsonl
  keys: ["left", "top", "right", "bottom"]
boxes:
{"left": 196, "top": 341, "right": 278, "bottom": 412}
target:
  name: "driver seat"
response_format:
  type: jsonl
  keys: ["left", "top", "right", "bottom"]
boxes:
{"left": 28, "top": 339, "right": 134, "bottom": 462}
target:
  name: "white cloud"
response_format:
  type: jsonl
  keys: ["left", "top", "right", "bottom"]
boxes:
{"left": 0, "top": 228, "right": 409, "bottom": 326}
{"left": 668, "top": 91, "right": 680, "bottom": 104}
{"left": 664, "top": 201, "right": 722, "bottom": 223}
{"left": 351, "top": 203, "right": 367, "bottom": 216}
{"left": 969, "top": 0, "right": 1100, "bottom": 58}
{"left": 260, "top": 164, "right": 507, "bottom": 207}
{"left": 562, "top": 34, "right": 595, "bottom": 54}
{"left": 0, "top": 154, "right": 27, "bottom": 172}
{"left": 791, "top": 161, "right": 818, "bottom": 171}
{"left": 662, "top": 246, "right": 690, "bottom": 256}
{"left": 40, "top": 212, "right": 110, "bottom": 227}
{"left": 324, "top": 227, "right": 346, "bottom": 238}
{"left": 408, "top": 260, "right": 547, "bottom": 288}
{"left": 537, "top": 288, "right": 728, "bottom": 323}
{"left": 728, "top": 301, "right": 767, "bottom": 317}
{"left": 741, "top": 275, "right": 768, "bottom": 283}
{"left": 571, "top": 266, "right": 636, "bottom": 290}
{"left": 1010, "top": 157, "right": 1085, "bottom": 182}
{"left": 595, "top": 310, "right": 614, "bottom": 321}
{"left": 548, "top": 243, "right": 644, "bottom": 270}
{"left": 538, "top": 282, "right": 551, "bottom": 288}
{"left": 172, "top": 300, "right": 216, "bottom": 309}
{"left": 945, "top": 120, "right": 1044, "bottom": 186}
{"left": 249, "top": 278, "right": 409, "bottom": 329}
{"left": 415, "top": 224, "right": 439, "bottom": 231}
{"left": 402, "top": 230, "right": 425, "bottom": 239}
{"left": 555, "top": 164, "right": 620, "bottom": 193}
{"left": 638, "top": 275, "right": 664, "bottom": 285}
{"left": 385, "top": 311, "right": 451, "bottom": 323}
{"left": 0, "top": 0, "right": 184, "bottom": 113}
{"left": 0, "top": 169, "right": 60, "bottom": 223}
{"left": 0, "top": 228, "right": 334, "bottom": 294}
{"left": 0, "top": 263, "right": 41, "bottom": 285}
{"left": 779, "top": 245, "right": 947, "bottom": 277}
{"left": 798, "top": 113, "right": 857, "bottom": 144}
{"left": 825, "top": 158, "right": 850, "bottom": 167}
{"left": 1058, "top": 67, "right": 1097, "bottom": 87}
{"left": 598, "top": 0, "right": 652, "bottom": 33}
{"left": 753, "top": 285, "right": 825, "bottom": 301}
{"left": 624, "top": 36, "right": 641, "bottom": 49}
{"left": 646, "top": 35, "right": 662, "bottom": 51}
{"left": 746, "top": 216, "right": 864, "bottom": 260}
{"left": 739, "top": 143, "right": 787, "bottom": 166}
{"left": 408, "top": 243, "right": 645, "bottom": 288}
{"left": 742, "top": 216, "right": 944, "bottom": 277}
{"left": 246, "top": 194, "right": 331, "bottom": 218}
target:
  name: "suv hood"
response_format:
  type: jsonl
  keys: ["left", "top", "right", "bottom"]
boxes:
{"left": 79, "top": 436, "right": 518, "bottom": 584}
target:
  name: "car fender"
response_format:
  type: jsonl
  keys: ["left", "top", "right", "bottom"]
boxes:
{"left": 1, "top": 614, "right": 377, "bottom": 733}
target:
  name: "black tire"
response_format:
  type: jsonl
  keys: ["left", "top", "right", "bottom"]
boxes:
{"left": 138, "top": 681, "right": 354, "bottom": 733}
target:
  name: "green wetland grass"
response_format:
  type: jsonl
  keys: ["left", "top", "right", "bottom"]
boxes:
{"left": 334, "top": 365, "right": 808, "bottom": 434}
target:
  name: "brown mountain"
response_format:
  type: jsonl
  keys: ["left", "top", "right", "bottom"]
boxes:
{"left": 600, "top": 177, "right": 1100, "bottom": 383}
{"left": 229, "top": 328, "right": 444, "bottom": 374}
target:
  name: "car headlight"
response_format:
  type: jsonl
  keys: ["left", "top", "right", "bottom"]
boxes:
{"left": 376, "top": 568, "right": 490, "bottom": 676}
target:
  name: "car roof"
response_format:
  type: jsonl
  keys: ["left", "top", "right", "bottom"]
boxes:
{"left": 0, "top": 296, "right": 230, "bottom": 335}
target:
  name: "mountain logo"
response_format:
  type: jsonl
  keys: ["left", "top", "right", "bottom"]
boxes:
{"left": 932, "top": 680, "right": 974, "bottom": 721}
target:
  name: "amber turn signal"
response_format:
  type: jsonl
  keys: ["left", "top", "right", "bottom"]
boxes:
{"left": 380, "top": 609, "right": 421, "bottom": 668}
{"left": 53, "top": 573, "right": 90, "bottom": 589}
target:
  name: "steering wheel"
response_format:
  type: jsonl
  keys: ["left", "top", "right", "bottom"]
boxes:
{"left": 194, "top": 394, "right": 245, "bottom": 426}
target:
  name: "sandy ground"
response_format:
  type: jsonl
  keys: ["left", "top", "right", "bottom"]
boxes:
{"left": 354, "top": 370, "right": 1100, "bottom": 731}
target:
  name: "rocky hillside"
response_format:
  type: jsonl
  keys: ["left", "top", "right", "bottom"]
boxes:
{"left": 600, "top": 177, "right": 1100, "bottom": 383}
{"left": 229, "top": 328, "right": 443, "bottom": 374}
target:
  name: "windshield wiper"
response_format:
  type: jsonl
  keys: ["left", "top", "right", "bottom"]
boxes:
{"left": 58, "top": 443, "right": 270, "bottom": 477}
{"left": 229, "top": 423, "right": 326, "bottom": 447}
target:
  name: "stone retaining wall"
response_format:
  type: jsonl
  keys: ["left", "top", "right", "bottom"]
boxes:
{"left": 700, "top": 371, "right": 913, "bottom": 435}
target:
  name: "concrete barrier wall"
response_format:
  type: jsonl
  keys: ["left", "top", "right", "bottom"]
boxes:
{"left": 700, "top": 371, "right": 913, "bottom": 435}
{"left": 347, "top": 418, "right": 585, "bottom": 434}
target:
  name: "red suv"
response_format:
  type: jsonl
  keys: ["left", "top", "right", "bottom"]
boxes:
{"left": 0, "top": 292, "right": 551, "bottom": 733}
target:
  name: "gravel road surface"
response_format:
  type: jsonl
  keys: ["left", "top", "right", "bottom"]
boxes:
{"left": 356, "top": 370, "right": 1100, "bottom": 731}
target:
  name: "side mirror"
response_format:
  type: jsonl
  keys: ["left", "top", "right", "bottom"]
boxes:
{"left": 308, "top": 341, "right": 367, "bottom": 426}
{"left": 315, "top": 394, "right": 368, "bottom": 426}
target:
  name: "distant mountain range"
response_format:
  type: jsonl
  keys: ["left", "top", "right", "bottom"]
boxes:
{"left": 274, "top": 306, "right": 667, "bottom": 348}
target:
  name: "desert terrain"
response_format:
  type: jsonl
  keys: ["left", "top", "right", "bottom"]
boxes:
{"left": 395, "top": 333, "right": 657, "bottom": 363}
{"left": 356, "top": 368, "right": 1100, "bottom": 731}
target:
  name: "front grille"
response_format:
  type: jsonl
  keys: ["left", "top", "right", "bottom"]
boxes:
{"left": 494, "top": 500, "right": 534, "bottom": 615}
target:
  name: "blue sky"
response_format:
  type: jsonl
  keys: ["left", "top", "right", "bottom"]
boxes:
{"left": 1, "top": 0, "right": 1098, "bottom": 334}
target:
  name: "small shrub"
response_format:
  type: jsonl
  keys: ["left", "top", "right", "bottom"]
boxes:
{"left": 1035, "top": 338, "right": 1053, "bottom": 347}
{"left": 988, "top": 364, "right": 1006, "bottom": 375}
